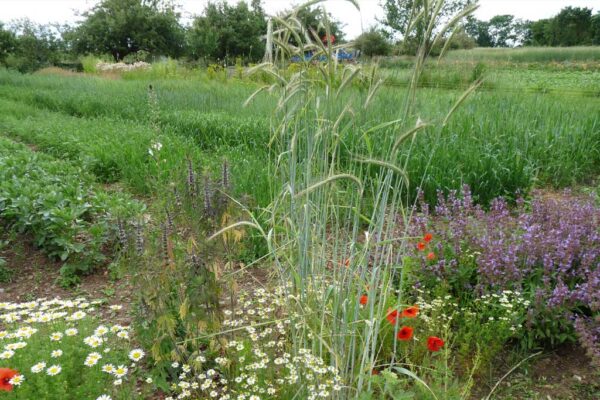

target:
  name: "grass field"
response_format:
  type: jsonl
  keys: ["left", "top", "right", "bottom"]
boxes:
{"left": 1, "top": 41, "right": 599, "bottom": 400}
{"left": 0, "top": 65, "right": 598, "bottom": 207}
{"left": 444, "top": 46, "right": 600, "bottom": 63}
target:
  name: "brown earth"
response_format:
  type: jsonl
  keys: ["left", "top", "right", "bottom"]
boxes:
{"left": 0, "top": 234, "right": 134, "bottom": 313}
{"left": 472, "top": 344, "right": 600, "bottom": 400}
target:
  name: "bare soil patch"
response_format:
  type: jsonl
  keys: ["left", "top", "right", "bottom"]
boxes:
{"left": 0, "top": 235, "right": 134, "bottom": 314}
{"left": 472, "top": 344, "right": 599, "bottom": 399}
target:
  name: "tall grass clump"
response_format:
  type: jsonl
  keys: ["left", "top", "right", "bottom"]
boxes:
{"left": 211, "top": 0, "right": 481, "bottom": 397}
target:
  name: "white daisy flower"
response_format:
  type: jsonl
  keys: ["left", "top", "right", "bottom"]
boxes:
{"left": 84, "top": 335, "right": 103, "bottom": 348}
{"left": 102, "top": 364, "right": 115, "bottom": 374}
{"left": 94, "top": 325, "right": 109, "bottom": 336}
{"left": 116, "top": 330, "right": 129, "bottom": 339}
{"left": 31, "top": 362, "right": 46, "bottom": 373}
{"left": 46, "top": 365, "right": 62, "bottom": 376}
{"left": 128, "top": 348, "right": 145, "bottom": 362}
{"left": 65, "top": 328, "right": 78, "bottom": 336}
{"left": 69, "top": 311, "right": 86, "bottom": 320}
{"left": 0, "top": 350, "right": 15, "bottom": 359}
{"left": 84, "top": 352, "right": 102, "bottom": 367}
{"left": 113, "top": 365, "right": 128, "bottom": 378}
{"left": 49, "top": 332, "right": 63, "bottom": 341}
{"left": 9, "top": 374, "right": 24, "bottom": 386}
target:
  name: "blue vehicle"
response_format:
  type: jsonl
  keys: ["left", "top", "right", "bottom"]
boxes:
{"left": 291, "top": 49, "right": 357, "bottom": 63}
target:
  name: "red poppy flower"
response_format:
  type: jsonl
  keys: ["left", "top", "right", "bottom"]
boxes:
{"left": 359, "top": 294, "right": 368, "bottom": 305}
{"left": 426, "top": 252, "right": 436, "bottom": 261}
{"left": 427, "top": 336, "right": 445, "bottom": 352}
{"left": 396, "top": 326, "right": 414, "bottom": 341}
{"left": 386, "top": 308, "right": 399, "bottom": 325}
{"left": 417, "top": 241, "right": 426, "bottom": 251}
{"left": 423, "top": 233, "right": 433, "bottom": 243}
{"left": 0, "top": 368, "right": 18, "bottom": 392}
{"left": 401, "top": 305, "right": 419, "bottom": 318}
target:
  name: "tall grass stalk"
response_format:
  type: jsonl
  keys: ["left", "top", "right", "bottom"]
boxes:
{"left": 214, "top": 0, "right": 478, "bottom": 397}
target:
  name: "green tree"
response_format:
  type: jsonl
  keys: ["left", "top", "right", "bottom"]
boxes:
{"left": 3, "top": 19, "right": 66, "bottom": 72}
{"left": 382, "top": 0, "right": 474, "bottom": 54}
{"left": 592, "top": 11, "right": 600, "bottom": 45}
{"left": 187, "top": 0, "right": 267, "bottom": 62}
{"left": 465, "top": 15, "right": 527, "bottom": 47}
{"left": 464, "top": 16, "right": 493, "bottom": 47}
{"left": 0, "top": 23, "right": 17, "bottom": 64}
{"left": 294, "top": 6, "right": 346, "bottom": 43}
{"left": 68, "top": 0, "right": 184, "bottom": 61}
{"left": 487, "top": 14, "right": 527, "bottom": 47}
{"left": 523, "top": 18, "right": 550, "bottom": 45}
{"left": 354, "top": 29, "right": 391, "bottom": 57}
{"left": 552, "top": 6, "right": 593, "bottom": 46}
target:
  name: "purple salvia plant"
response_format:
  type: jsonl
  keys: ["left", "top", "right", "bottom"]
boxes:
{"left": 187, "top": 158, "right": 196, "bottom": 200}
{"left": 574, "top": 316, "right": 600, "bottom": 367}
{"left": 161, "top": 222, "right": 169, "bottom": 268}
{"left": 407, "top": 186, "right": 599, "bottom": 356}
{"left": 203, "top": 173, "right": 213, "bottom": 217}
{"left": 166, "top": 208, "right": 174, "bottom": 234}
{"left": 135, "top": 220, "right": 144, "bottom": 257}
{"left": 173, "top": 186, "right": 182, "bottom": 208}
{"left": 222, "top": 160, "right": 230, "bottom": 191}
{"left": 117, "top": 219, "right": 128, "bottom": 252}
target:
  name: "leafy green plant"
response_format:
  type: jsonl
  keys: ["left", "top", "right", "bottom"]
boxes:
{"left": 0, "top": 137, "right": 142, "bottom": 281}
{"left": 0, "top": 238, "right": 12, "bottom": 283}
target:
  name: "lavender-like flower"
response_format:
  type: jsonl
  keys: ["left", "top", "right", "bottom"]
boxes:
{"left": 203, "top": 173, "right": 213, "bottom": 216}
{"left": 222, "top": 160, "right": 230, "bottom": 190}
{"left": 161, "top": 222, "right": 169, "bottom": 267}
{"left": 135, "top": 221, "right": 144, "bottom": 257}
{"left": 406, "top": 186, "right": 599, "bottom": 356}
{"left": 165, "top": 208, "right": 174, "bottom": 234}
{"left": 117, "top": 219, "right": 128, "bottom": 252}
{"left": 187, "top": 158, "right": 196, "bottom": 200}
{"left": 173, "top": 186, "right": 182, "bottom": 208}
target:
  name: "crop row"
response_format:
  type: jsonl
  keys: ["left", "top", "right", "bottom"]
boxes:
{"left": 0, "top": 99, "right": 271, "bottom": 206}
{"left": 0, "top": 70, "right": 598, "bottom": 206}
{"left": 0, "top": 136, "right": 142, "bottom": 281}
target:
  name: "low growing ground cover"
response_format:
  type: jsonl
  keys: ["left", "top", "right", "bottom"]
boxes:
{"left": 0, "top": 136, "right": 142, "bottom": 282}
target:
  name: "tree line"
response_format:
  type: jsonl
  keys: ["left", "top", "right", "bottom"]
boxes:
{"left": 0, "top": 0, "right": 345, "bottom": 72}
{"left": 466, "top": 6, "right": 600, "bottom": 48}
{"left": 363, "top": 3, "right": 600, "bottom": 56}
{"left": 0, "top": 0, "right": 599, "bottom": 72}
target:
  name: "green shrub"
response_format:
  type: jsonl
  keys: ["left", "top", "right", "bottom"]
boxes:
{"left": 0, "top": 238, "right": 11, "bottom": 283}
{"left": 0, "top": 137, "right": 142, "bottom": 280}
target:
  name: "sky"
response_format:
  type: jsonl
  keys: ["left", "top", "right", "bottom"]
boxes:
{"left": 0, "top": 0, "right": 598, "bottom": 39}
